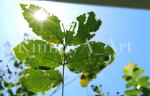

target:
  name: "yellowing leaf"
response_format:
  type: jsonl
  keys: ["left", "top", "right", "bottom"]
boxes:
{"left": 80, "top": 73, "right": 90, "bottom": 87}
{"left": 123, "top": 62, "right": 134, "bottom": 73}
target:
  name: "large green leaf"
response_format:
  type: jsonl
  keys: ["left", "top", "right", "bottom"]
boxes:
{"left": 20, "top": 68, "right": 62, "bottom": 92}
{"left": 20, "top": 4, "right": 64, "bottom": 44}
{"left": 13, "top": 40, "right": 61, "bottom": 69}
{"left": 67, "top": 41, "right": 115, "bottom": 74}
{"left": 65, "top": 12, "right": 101, "bottom": 45}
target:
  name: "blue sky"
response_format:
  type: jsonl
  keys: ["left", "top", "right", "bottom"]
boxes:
{"left": 0, "top": 0, "right": 150, "bottom": 96}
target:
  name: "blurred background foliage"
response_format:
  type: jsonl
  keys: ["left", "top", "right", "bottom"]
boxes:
{"left": 91, "top": 62, "right": 150, "bottom": 96}
{"left": 0, "top": 34, "right": 37, "bottom": 96}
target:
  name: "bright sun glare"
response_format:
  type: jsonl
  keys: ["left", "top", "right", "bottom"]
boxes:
{"left": 34, "top": 9, "right": 48, "bottom": 21}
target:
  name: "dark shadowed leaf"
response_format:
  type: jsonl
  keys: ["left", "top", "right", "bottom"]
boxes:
{"left": 141, "top": 87, "right": 150, "bottom": 95}
{"left": 7, "top": 89, "right": 14, "bottom": 96}
{"left": 123, "top": 75, "right": 133, "bottom": 81}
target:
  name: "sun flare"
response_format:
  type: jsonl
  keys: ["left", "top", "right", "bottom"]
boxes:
{"left": 34, "top": 9, "right": 48, "bottom": 21}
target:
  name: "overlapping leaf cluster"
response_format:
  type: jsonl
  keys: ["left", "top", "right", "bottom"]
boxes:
{"left": 13, "top": 4, "right": 115, "bottom": 92}
{"left": 123, "top": 62, "right": 150, "bottom": 96}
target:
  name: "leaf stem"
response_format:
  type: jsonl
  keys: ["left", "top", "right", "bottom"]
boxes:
{"left": 62, "top": 44, "right": 66, "bottom": 96}
{"left": 62, "top": 64, "right": 65, "bottom": 96}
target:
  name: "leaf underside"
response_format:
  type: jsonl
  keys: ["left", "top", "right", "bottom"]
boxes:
{"left": 20, "top": 4, "right": 64, "bottom": 44}
{"left": 67, "top": 41, "right": 115, "bottom": 75}
{"left": 20, "top": 68, "right": 62, "bottom": 92}
{"left": 14, "top": 40, "right": 61, "bottom": 69}
{"left": 65, "top": 12, "right": 102, "bottom": 45}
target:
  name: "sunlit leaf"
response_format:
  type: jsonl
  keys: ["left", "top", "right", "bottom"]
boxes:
{"left": 20, "top": 4, "right": 64, "bottom": 44}
{"left": 20, "top": 68, "right": 62, "bottom": 92}
{"left": 65, "top": 12, "right": 101, "bottom": 45}
{"left": 123, "top": 62, "right": 134, "bottom": 74}
{"left": 123, "top": 63, "right": 150, "bottom": 96}
{"left": 13, "top": 40, "right": 61, "bottom": 69}
{"left": 67, "top": 41, "right": 115, "bottom": 75}
{"left": 133, "top": 69, "right": 144, "bottom": 79}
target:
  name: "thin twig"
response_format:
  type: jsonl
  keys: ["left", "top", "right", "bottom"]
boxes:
{"left": 62, "top": 64, "right": 65, "bottom": 96}
{"left": 50, "top": 76, "right": 79, "bottom": 96}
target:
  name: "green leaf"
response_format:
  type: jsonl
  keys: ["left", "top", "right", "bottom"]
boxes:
{"left": 66, "top": 12, "right": 101, "bottom": 45}
{"left": 138, "top": 76, "right": 149, "bottom": 87}
{"left": 125, "top": 89, "right": 141, "bottom": 95}
{"left": 7, "top": 89, "right": 14, "bottom": 96}
{"left": 4, "top": 81, "right": 14, "bottom": 88}
{"left": 65, "top": 30, "right": 74, "bottom": 45}
{"left": 16, "top": 87, "right": 22, "bottom": 95}
{"left": 0, "top": 83, "right": 3, "bottom": 91}
{"left": 133, "top": 65, "right": 140, "bottom": 72}
{"left": 20, "top": 4, "right": 64, "bottom": 44}
{"left": 67, "top": 41, "right": 115, "bottom": 74}
{"left": 20, "top": 68, "right": 62, "bottom": 92}
{"left": 123, "top": 75, "right": 133, "bottom": 81}
{"left": 13, "top": 40, "right": 61, "bottom": 69}
{"left": 93, "top": 86, "right": 101, "bottom": 94}
{"left": 133, "top": 69, "right": 144, "bottom": 79}
{"left": 125, "top": 81, "right": 137, "bottom": 88}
